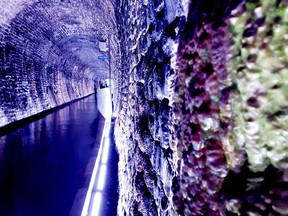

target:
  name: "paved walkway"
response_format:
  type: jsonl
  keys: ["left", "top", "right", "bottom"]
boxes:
{"left": 79, "top": 88, "right": 118, "bottom": 216}
{"left": 0, "top": 92, "right": 118, "bottom": 216}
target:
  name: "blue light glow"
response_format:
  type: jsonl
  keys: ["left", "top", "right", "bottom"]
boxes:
{"left": 97, "top": 164, "right": 107, "bottom": 191}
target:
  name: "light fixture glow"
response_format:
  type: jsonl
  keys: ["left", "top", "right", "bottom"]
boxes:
{"left": 97, "top": 164, "right": 107, "bottom": 191}
{"left": 81, "top": 122, "right": 108, "bottom": 216}
{"left": 90, "top": 192, "right": 102, "bottom": 216}
{"left": 105, "top": 124, "right": 111, "bottom": 137}
{"left": 101, "top": 139, "right": 110, "bottom": 164}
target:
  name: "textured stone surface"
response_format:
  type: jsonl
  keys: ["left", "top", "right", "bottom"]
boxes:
{"left": 229, "top": 0, "right": 288, "bottom": 172}
{"left": 114, "top": 0, "right": 288, "bottom": 215}
{"left": 114, "top": 0, "right": 180, "bottom": 214}
{"left": 170, "top": 1, "right": 245, "bottom": 214}
{"left": 1, "top": 0, "right": 288, "bottom": 215}
{"left": 0, "top": 0, "right": 117, "bottom": 127}
{"left": 221, "top": 0, "right": 288, "bottom": 215}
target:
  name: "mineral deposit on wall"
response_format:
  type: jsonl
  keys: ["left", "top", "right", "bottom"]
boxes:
{"left": 114, "top": 0, "right": 288, "bottom": 215}
{"left": 1, "top": 0, "right": 288, "bottom": 215}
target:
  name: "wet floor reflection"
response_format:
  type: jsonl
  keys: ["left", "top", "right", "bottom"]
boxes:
{"left": 83, "top": 121, "right": 118, "bottom": 216}
{"left": 0, "top": 95, "right": 101, "bottom": 216}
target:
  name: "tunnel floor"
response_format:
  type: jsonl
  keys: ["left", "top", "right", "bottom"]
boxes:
{"left": 0, "top": 94, "right": 118, "bottom": 216}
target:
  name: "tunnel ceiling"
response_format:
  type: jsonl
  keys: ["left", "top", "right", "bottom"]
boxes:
{"left": 0, "top": 0, "right": 116, "bottom": 126}
{"left": 55, "top": 36, "right": 109, "bottom": 78}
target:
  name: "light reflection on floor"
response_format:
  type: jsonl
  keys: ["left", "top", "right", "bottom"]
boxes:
{"left": 91, "top": 192, "right": 102, "bottom": 216}
{"left": 0, "top": 94, "right": 102, "bottom": 216}
{"left": 82, "top": 87, "right": 113, "bottom": 216}
{"left": 101, "top": 139, "right": 110, "bottom": 164}
{"left": 81, "top": 121, "right": 111, "bottom": 216}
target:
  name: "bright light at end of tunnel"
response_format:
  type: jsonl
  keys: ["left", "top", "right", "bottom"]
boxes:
{"left": 91, "top": 192, "right": 102, "bottom": 216}
{"left": 97, "top": 164, "right": 107, "bottom": 191}
{"left": 101, "top": 139, "right": 110, "bottom": 164}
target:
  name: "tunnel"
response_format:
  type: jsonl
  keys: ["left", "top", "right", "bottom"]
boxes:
{"left": 0, "top": 0, "right": 116, "bottom": 127}
{"left": 1, "top": 0, "right": 288, "bottom": 215}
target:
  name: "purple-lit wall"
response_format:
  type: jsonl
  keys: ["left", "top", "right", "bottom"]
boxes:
{"left": 0, "top": 1, "right": 116, "bottom": 127}
{"left": 1, "top": 0, "right": 288, "bottom": 215}
{"left": 114, "top": 0, "right": 288, "bottom": 215}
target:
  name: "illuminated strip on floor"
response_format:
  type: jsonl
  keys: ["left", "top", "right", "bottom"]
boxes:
{"left": 90, "top": 192, "right": 102, "bottom": 216}
{"left": 101, "top": 138, "right": 110, "bottom": 164}
{"left": 81, "top": 121, "right": 110, "bottom": 216}
{"left": 97, "top": 164, "right": 107, "bottom": 191}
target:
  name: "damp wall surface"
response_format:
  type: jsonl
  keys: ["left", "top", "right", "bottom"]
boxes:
{"left": 114, "top": 0, "right": 288, "bottom": 215}
{"left": 115, "top": 0, "right": 180, "bottom": 214}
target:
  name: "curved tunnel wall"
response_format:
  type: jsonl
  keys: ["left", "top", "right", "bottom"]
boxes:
{"left": 0, "top": 0, "right": 116, "bottom": 127}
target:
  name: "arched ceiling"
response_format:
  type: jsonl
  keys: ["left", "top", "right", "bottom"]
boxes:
{"left": 0, "top": 0, "right": 115, "bottom": 80}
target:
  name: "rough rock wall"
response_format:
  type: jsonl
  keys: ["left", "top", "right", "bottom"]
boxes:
{"left": 0, "top": 0, "right": 116, "bottom": 127}
{"left": 114, "top": 0, "right": 180, "bottom": 214}
{"left": 221, "top": 1, "right": 288, "bottom": 215}
{"left": 115, "top": 0, "right": 288, "bottom": 215}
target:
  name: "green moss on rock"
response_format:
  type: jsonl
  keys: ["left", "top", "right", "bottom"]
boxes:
{"left": 229, "top": 0, "right": 288, "bottom": 171}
